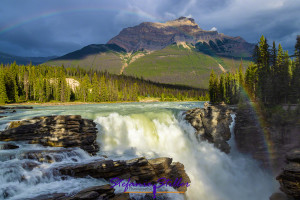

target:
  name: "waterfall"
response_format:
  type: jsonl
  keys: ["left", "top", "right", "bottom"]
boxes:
{"left": 0, "top": 102, "right": 277, "bottom": 200}
{"left": 95, "top": 110, "right": 277, "bottom": 200}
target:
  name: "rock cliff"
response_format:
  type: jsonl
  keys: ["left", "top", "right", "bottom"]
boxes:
{"left": 234, "top": 105, "right": 300, "bottom": 172}
{"left": 185, "top": 104, "right": 232, "bottom": 153}
{"left": 276, "top": 149, "right": 300, "bottom": 199}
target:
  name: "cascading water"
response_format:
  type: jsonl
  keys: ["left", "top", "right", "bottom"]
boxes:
{"left": 0, "top": 102, "right": 277, "bottom": 200}
{"left": 95, "top": 110, "right": 277, "bottom": 200}
{"left": 0, "top": 143, "right": 107, "bottom": 200}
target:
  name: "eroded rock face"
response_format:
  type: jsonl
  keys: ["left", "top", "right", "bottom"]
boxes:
{"left": 185, "top": 105, "right": 232, "bottom": 153}
{"left": 0, "top": 115, "right": 99, "bottom": 155}
{"left": 58, "top": 157, "right": 191, "bottom": 192}
{"left": 277, "top": 149, "right": 300, "bottom": 199}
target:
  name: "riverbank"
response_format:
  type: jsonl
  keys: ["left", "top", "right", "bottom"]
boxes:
{"left": 1, "top": 98, "right": 206, "bottom": 107}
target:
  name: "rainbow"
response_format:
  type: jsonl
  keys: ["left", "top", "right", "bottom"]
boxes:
{"left": 0, "top": 6, "right": 163, "bottom": 35}
{"left": 239, "top": 86, "right": 276, "bottom": 174}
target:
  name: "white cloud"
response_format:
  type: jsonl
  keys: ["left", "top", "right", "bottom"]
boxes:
{"left": 210, "top": 27, "right": 217, "bottom": 31}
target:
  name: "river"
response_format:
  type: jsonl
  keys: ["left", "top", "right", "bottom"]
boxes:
{"left": 0, "top": 102, "right": 277, "bottom": 200}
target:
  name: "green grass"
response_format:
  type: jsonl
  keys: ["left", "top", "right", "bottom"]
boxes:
{"left": 46, "top": 44, "right": 252, "bottom": 89}
{"left": 46, "top": 51, "right": 123, "bottom": 74}
{"left": 124, "top": 45, "right": 236, "bottom": 88}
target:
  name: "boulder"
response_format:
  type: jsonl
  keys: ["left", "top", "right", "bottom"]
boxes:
{"left": 0, "top": 115, "right": 99, "bottom": 155}
{"left": 0, "top": 142, "right": 19, "bottom": 150}
{"left": 185, "top": 104, "right": 232, "bottom": 153}
{"left": 277, "top": 148, "right": 300, "bottom": 199}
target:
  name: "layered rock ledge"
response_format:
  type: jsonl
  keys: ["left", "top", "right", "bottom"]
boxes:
{"left": 276, "top": 149, "right": 300, "bottom": 199}
{"left": 185, "top": 104, "right": 232, "bottom": 153}
{"left": 0, "top": 115, "right": 99, "bottom": 155}
{"left": 58, "top": 157, "right": 190, "bottom": 193}
{"left": 26, "top": 157, "right": 190, "bottom": 200}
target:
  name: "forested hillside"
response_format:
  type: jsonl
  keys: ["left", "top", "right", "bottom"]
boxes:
{"left": 209, "top": 36, "right": 300, "bottom": 105}
{"left": 0, "top": 63, "right": 207, "bottom": 104}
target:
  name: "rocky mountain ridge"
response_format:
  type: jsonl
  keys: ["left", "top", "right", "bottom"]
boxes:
{"left": 107, "top": 17, "right": 254, "bottom": 57}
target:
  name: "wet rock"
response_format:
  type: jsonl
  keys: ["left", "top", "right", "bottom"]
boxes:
{"left": 185, "top": 104, "right": 232, "bottom": 153}
{"left": 19, "top": 149, "right": 82, "bottom": 163}
{"left": 0, "top": 106, "right": 33, "bottom": 110}
{"left": 269, "top": 192, "right": 289, "bottom": 200}
{"left": 0, "top": 142, "right": 19, "bottom": 150}
{"left": 21, "top": 160, "right": 40, "bottom": 171}
{"left": 111, "top": 193, "right": 131, "bottom": 200}
{"left": 28, "top": 185, "right": 127, "bottom": 200}
{"left": 68, "top": 184, "right": 115, "bottom": 200}
{"left": 27, "top": 193, "right": 66, "bottom": 200}
{"left": 58, "top": 157, "right": 190, "bottom": 192}
{"left": 0, "top": 115, "right": 99, "bottom": 155}
{"left": 277, "top": 148, "right": 300, "bottom": 199}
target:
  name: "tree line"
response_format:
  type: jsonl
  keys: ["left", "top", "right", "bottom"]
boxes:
{"left": 0, "top": 64, "right": 208, "bottom": 104}
{"left": 209, "top": 36, "right": 300, "bottom": 105}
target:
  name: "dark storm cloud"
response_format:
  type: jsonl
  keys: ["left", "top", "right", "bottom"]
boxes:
{"left": 0, "top": 0, "right": 299, "bottom": 56}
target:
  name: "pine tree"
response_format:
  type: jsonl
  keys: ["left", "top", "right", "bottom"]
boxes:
{"left": 244, "top": 63, "right": 257, "bottom": 99}
{"left": 291, "top": 36, "right": 300, "bottom": 102}
{"left": 132, "top": 83, "right": 138, "bottom": 101}
{"left": 0, "top": 68, "right": 8, "bottom": 104}
{"left": 100, "top": 75, "right": 108, "bottom": 102}
{"left": 209, "top": 69, "right": 217, "bottom": 103}
{"left": 218, "top": 74, "right": 225, "bottom": 102}
{"left": 257, "top": 35, "right": 270, "bottom": 103}
{"left": 81, "top": 74, "right": 90, "bottom": 102}
{"left": 91, "top": 73, "right": 100, "bottom": 102}
{"left": 281, "top": 51, "right": 291, "bottom": 103}
{"left": 238, "top": 64, "right": 244, "bottom": 86}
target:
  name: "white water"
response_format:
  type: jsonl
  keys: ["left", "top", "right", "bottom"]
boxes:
{"left": 96, "top": 109, "right": 277, "bottom": 200}
{"left": 0, "top": 102, "right": 277, "bottom": 200}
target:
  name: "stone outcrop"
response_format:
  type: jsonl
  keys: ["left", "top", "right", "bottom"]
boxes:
{"left": 107, "top": 17, "right": 254, "bottom": 57}
{"left": 59, "top": 157, "right": 190, "bottom": 192}
{"left": 185, "top": 104, "right": 232, "bottom": 153}
{"left": 276, "top": 149, "right": 300, "bottom": 199}
{"left": 0, "top": 115, "right": 99, "bottom": 155}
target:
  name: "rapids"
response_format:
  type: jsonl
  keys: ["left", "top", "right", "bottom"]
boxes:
{"left": 0, "top": 102, "right": 277, "bottom": 200}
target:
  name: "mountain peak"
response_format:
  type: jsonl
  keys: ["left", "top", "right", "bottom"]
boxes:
{"left": 149, "top": 16, "right": 199, "bottom": 29}
{"left": 173, "top": 16, "right": 196, "bottom": 24}
{"left": 107, "top": 18, "right": 254, "bottom": 54}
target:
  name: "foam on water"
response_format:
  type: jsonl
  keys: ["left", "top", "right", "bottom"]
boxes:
{"left": 0, "top": 102, "right": 277, "bottom": 200}
{"left": 95, "top": 110, "right": 277, "bottom": 200}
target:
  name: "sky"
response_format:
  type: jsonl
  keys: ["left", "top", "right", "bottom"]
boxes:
{"left": 0, "top": 0, "right": 299, "bottom": 57}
